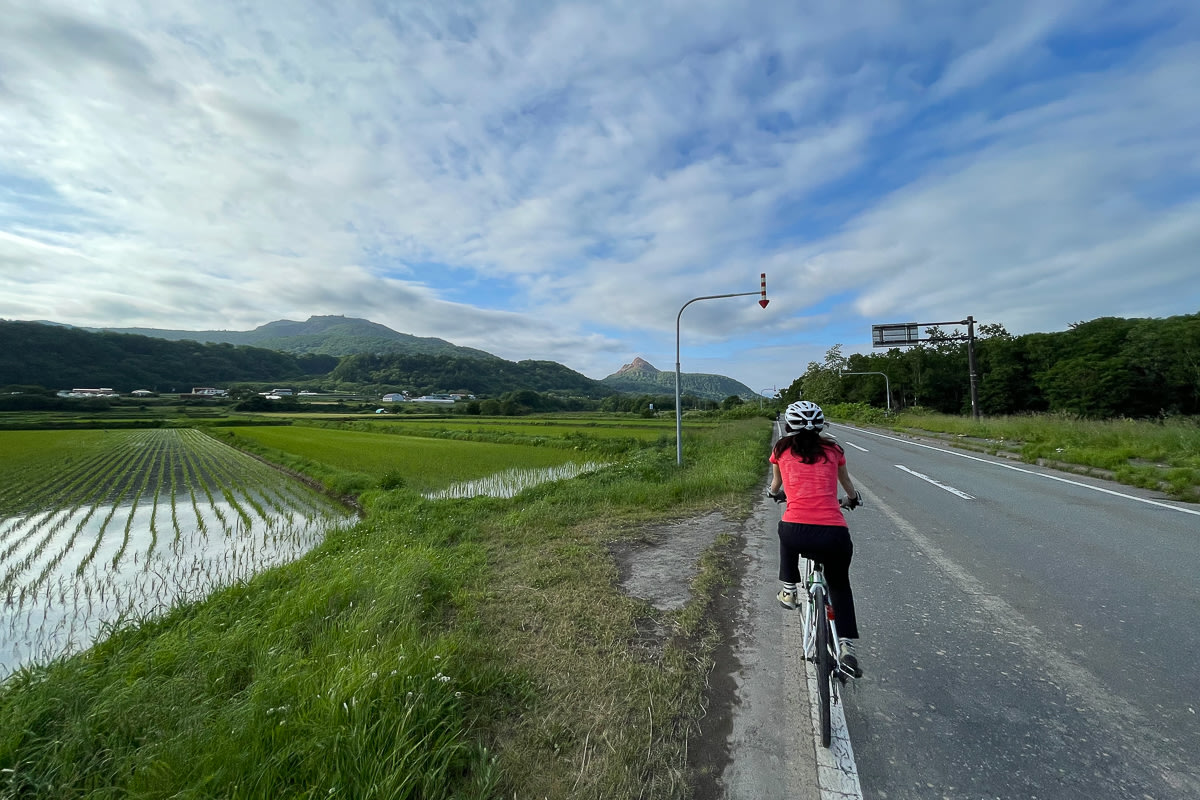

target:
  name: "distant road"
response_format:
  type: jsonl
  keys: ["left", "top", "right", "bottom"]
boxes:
{"left": 830, "top": 422, "right": 1200, "bottom": 799}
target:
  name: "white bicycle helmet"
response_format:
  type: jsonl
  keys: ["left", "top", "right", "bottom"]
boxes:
{"left": 783, "top": 400, "right": 825, "bottom": 432}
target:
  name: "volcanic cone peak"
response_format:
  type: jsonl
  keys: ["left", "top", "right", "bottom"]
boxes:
{"left": 615, "top": 357, "right": 659, "bottom": 375}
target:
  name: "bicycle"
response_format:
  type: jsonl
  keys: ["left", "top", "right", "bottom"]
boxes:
{"left": 768, "top": 488, "right": 862, "bottom": 748}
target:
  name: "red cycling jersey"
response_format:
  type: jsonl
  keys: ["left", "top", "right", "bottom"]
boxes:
{"left": 770, "top": 441, "right": 848, "bottom": 527}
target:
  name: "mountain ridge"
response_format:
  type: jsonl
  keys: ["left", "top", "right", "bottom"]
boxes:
{"left": 601, "top": 356, "right": 756, "bottom": 400}
{"left": 9, "top": 321, "right": 753, "bottom": 402}
{"left": 85, "top": 315, "right": 498, "bottom": 360}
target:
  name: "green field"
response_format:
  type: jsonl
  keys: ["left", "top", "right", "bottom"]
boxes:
{"left": 222, "top": 425, "right": 594, "bottom": 492}
{"left": 0, "top": 416, "right": 772, "bottom": 799}
{"left": 0, "top": 431, "right": 116, "bottom": 504}
{"left": 346, "top": 415, "right": 681, "bottom": 440}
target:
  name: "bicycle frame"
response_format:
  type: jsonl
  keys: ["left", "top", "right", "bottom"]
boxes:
{"left": 801, "top": 558, "right": 845, "bottom": 684}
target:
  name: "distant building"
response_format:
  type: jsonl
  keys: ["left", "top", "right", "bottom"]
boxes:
{"left": 57, "top": 388, "right": 120, "bottom": 398}
{"left": 413, "top": 394, "right": 455, "bottom": 404}
{"left": 180, "top": 387, "right": 228, "bottom": 400}
{"left": 131, "top": 389, "right": 155, "bottom": 396}
{"left": 270, "top": 388, "right": 294, "bottom": 396}
{"left": 382, "top": 393, "right": 407, "bottom": 402}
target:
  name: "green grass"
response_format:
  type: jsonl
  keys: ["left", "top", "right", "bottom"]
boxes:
{"left": 0, "top": 418, "right": 772, "bottom": 799}
{"left": 828, "top": 404, "right": 1200, "bottom": 501}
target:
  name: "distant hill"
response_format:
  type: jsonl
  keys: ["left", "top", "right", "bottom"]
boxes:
{"left": 0, "top": 321, "right": 334, "bottom": 391}
{"left": 602, "top": 357, "right": 756, "bottom": 402}
{"left": 330, "top": 353, "right": 615, "bottom": 399}
{"left": 6, "top": 318, "right": 756, "bottom": 403}
{"left": 0, "top": 321, "right": 614, "bottom": 399}
{"left": 87, "top": 315, "right": 499, "bottom": 360}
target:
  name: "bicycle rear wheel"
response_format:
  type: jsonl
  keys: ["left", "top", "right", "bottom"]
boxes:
{"left": 814, "top": 586, "right": 832, "bottom": 747}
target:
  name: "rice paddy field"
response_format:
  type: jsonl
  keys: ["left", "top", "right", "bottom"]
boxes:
{"left": 352, "top": 415, "right": 687, "bottom": 441}
{"left": 0, "top": 419, "right": 637, "bottom": 677}
{"left": 219, "top": 424, "right": 603, "bottom": 493}
{"left": 0, "top": 428, "right": 352, "bottom": 677}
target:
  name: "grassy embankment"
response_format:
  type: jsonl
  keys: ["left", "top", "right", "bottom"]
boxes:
{"left": 0, "top": 416, "right": 770, "bottom": 799}
{"left": 827, "top": 404, "right": 1200, "bottom": 501}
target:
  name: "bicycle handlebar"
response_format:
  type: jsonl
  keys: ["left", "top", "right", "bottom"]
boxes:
{"left": 765, "top": 489, "right": 862, "bottom": 510}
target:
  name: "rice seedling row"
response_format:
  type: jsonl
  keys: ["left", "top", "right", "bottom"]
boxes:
{"left": 71, "top": 433, "right": 163, "bottom": 576}
{"left": 0, "top": 429, "right": 352, "bottom": 677}
{"left": 181, "top": 432, "right": 290, "bottom": 537}
{"left": 108, "top": 432, "right": 168, "bottom": 567}
{"left": 5, "top": 432, "right": 158, "bottom": 540}
{"left": 0, "top": 432, "right": 120, "bottom": 514}
{"left": 0, "top": 434, "right": 134, "bottom": 525}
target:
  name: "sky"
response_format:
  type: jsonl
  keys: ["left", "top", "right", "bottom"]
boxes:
{"left": 2, "top": 0, "right": 1198, "bottom": 395}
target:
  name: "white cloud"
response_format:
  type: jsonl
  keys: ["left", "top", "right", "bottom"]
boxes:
{"left": 0, "top": 0, "right": 1197, "bottom": 393}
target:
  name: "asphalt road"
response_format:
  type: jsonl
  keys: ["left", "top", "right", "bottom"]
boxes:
{"left": 719, "top": 422, "right": 1200, "bottom": 800}
{"left": 833, "top": 422, "right": 1200, "bottom": 800}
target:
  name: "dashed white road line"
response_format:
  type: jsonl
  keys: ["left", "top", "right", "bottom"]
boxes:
{"left": 894, "top": 464, "right": 975, "bottom": 499}
{"left": 843, "top": 441, "right": 869, "bottom": 452}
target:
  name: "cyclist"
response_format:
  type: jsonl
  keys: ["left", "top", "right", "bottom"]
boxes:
{"left": 768, "top": 400, "right": 864, "bottom": 677}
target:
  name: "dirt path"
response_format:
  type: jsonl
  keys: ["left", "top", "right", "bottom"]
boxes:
{"left": 611, "top": 500, "right": 821, "bottom": 799}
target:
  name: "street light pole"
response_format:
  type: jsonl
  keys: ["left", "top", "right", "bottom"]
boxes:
{"left": 758, "top": 386, "right": 776, "bottom": 410}
{"left": 840, "top": 370, "right": 892, "bottom": 413}
{"left": 676, "top": 274, "right": 769, "bottom": 465}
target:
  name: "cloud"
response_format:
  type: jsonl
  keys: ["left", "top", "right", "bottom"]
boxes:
{"left": 798, "top": 43, "right": 1200, "bottom": 337}
{"left": 0, "top": 0, "right": 1198, "bottom": 393}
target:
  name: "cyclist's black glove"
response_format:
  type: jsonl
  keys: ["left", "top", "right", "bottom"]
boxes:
{"left": 840, "top": 494, "right": 862, "bottom": 510}
{"left": 767, "top": 488, "right": 787, "bottom": 503}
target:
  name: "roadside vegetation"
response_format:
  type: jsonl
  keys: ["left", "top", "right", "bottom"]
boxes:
{"left": 0, "top": 414, "right": 770, "bottom": 799}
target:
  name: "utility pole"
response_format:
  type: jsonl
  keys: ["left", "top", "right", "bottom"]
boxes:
{"left": 966, "top": 315, "right": 979, "bottom": 421}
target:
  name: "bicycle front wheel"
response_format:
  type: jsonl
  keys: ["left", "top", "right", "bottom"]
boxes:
{"left": 814, "top": 587, "right": 832, "bottom": 747}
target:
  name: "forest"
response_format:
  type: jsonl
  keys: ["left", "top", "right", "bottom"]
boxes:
{"left": 785, "top": 313, "right": 1200, "bottom": 418}
{"left": 0, "top": 321, "right": 336, "bottom": 390}
{"left": 326, "top": 352, "right": 614, "bottom": 398}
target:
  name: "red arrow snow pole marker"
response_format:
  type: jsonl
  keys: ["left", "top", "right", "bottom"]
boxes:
{"left": 759, "top": 273, "right": 769, "bottom": 308}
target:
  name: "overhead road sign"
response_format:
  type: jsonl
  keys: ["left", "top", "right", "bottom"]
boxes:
{"left": 871, "top": 323, "right": 922, "bottom": 347}
{"left": 869, "top": 316, "right": 980, "bottom": 420}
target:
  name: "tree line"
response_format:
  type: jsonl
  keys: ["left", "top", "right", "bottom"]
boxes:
{"left": 0, "top": 321, "right": 336, "bottom": 391}
{"left": 783, "top": 313, "right": 1200, "bottom": 419}
{"left": 327, "top": 353, "right": 613, "bottom": 398}
{"left": 0, "top": 322, "right": 761, "bottom": 406}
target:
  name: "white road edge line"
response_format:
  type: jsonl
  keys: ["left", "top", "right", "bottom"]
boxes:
{"left": 894, "top": 464, "right": 975, "bottom": 499}
{"left": 843, "top": 441, "right": 869, "bottom": 452}
{"left": 843, "top": 425, "right": 1200, "bottom": 517}
{"left": 805, "top": 658, "right": 864, "bottom": 799}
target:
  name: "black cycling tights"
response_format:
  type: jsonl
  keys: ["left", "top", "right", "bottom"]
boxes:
{"left": 777, "top": 521, "right": 860, "bottom": 640}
